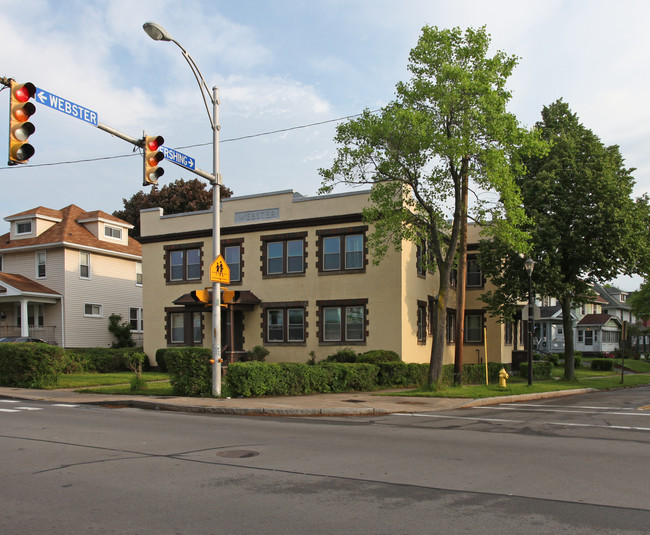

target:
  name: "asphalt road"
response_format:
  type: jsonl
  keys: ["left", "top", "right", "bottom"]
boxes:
{"left": 1, "top": 387, "right": 649, "bottom": 534}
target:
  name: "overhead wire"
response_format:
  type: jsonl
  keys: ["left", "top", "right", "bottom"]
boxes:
{"left": 0, "top": 109, "right": 381, "bottom": 170}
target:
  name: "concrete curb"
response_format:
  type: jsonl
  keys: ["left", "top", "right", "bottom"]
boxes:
{"left": 458, "top": 388, "right": 598, "bottom": 408}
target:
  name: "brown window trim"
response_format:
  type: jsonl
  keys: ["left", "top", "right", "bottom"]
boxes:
{"left": 222, "top": 238, "right": 244, "bottom": 285}
{"left": 316, "top": 298, "right": 368, "bottom": 345}
{"left": 261, "top": 301, "right": 308, "bottom": 345}
{"left": 164, "top": 306, "right": 205, "bottom": 347}
{"left": 316, "top": 226, "right": 368, "bottom": 274}
{"left": 163, "top": 242, "right": 204, "bottom": 284}
{"left": 260, "top": 231, "right": 308, "bottom": 278}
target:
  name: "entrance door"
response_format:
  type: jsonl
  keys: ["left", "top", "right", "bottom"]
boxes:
{"left": 222, "top": 308, "right": 244, "bottom": 363}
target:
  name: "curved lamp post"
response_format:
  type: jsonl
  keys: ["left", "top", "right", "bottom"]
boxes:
{"left": 143, "top": 22, "right": 223, "bottom": 396}
{"left": 524, "top": 258, "right": 535, "bottom": 386}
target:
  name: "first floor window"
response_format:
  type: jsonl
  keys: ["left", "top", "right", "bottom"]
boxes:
{"left": 84, "top": 303, "right": 102, "bottom": 317}
{"left": 465, "top": 313, "right": 483, "bottom": 343}
{"left": 446, "top": 311, "right": 456, "bottom": 343}
{"left": 168, "top": 310, "right": 203, "bottom": 345}
{"left": 504, "top": 320, "right": 513, "bottom": 345}
{"left": 136, "top": 262, "right": 142, "bottom": 285}
{"left": 585, "top": 330, "right": 593, "bottom": 346}
{"left": 417, "top": 302, "right": 427, "bottom": 343}
{"left": 265, "top": 305, "right": 306, "bottom": 343}
{"left": 130, "top": 307, "right": 143, "bottom": 332}
{"left": 320, "top": 303, "right": 366, "bottom": 342}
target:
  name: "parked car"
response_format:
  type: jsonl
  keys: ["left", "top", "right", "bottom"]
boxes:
{"left": 0, "top": 337, "right": 50, "bottom": 343}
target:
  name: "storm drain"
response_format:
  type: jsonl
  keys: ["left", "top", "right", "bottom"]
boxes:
{"left": 216, "top": 450, "right": 260, "bottom": 458}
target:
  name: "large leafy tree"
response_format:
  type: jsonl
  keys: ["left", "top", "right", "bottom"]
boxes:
{"left": 319, "top": 26, "right": 541, "bottom": 386}
{"left": 114, "top": 178, "right": 233, "bottom": 238}
{"left": 480, "top": 100, "right": 650, "bottom": 380}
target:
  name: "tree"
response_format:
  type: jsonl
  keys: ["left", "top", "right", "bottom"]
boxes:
{"left": 113, "top": 178, "right": 233, "bottom": 237}
{"left": 629, "top": 279, "right": 650, "bottom": 321}
{"left": 319, "top": 26, "right": 541, "bottom": 386}
{"left": 480, "top": 100, "right": 650, "bottom": 381}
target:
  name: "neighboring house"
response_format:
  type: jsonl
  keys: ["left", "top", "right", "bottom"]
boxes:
{"left": 0, "top": 205, "right": 143, "bottom": 347}
{"left": 575, "top": 313, "right": 622, "bottom": 354}
{"left": 140, "top": 189, "right": 521, "bottom": 367}
{"left": 593, "top": 284, "right": 634, "bottom": 323}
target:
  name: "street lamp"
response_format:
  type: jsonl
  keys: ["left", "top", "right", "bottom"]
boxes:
{"left": 143, "top": 22, "right": 223, "bottom": 396}
{"left": 524, "top": 258, "right": 535, "bottom": 386}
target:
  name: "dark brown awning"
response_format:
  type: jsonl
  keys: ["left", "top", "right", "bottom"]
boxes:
{"left": 173, "top": 289, "right": 261, "bottom": 309}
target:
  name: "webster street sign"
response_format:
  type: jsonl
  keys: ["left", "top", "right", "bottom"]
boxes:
{"left": 35, "top": 88, "right": 98, "bottom": 126}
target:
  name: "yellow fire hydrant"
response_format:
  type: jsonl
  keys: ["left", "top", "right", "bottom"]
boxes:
{"left": 499, "top": 367, "right": 509, "bottom": 388}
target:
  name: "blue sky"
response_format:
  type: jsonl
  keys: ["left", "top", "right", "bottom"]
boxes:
{"left": 1, "top": 0, "right": 648, "bottom": 289}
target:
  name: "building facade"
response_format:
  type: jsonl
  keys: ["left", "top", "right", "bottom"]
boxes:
{"left": 140, "top": 189, "right": 520, "bottom": 368}
{"left": 0, "top": 205, "right": 143, "bottom": 347}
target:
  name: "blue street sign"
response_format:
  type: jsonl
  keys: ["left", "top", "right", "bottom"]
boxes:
{"left": 160, "top": 146, "right": 196, "bottom": 170}
{"left": 35, "top": 88, "right": 98, "bottom": 126}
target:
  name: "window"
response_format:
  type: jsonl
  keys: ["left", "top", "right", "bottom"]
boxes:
{"left": 417, "top": 301, "right": 427, "bottom": 343}
{"left": 465, "top": 313, "right": 483, "bottom": 343}
{"left": 446, "top": 311, "right": 456, "bottom": 343}
{"left": 84, "top": 303, "right": 102, "bottom": 317}
{"left": 416, "top": 242, "right": 427, "bottom": 277}
{"left": 16, "top": 221, "right": 32, "bottom": 234}
{"left": 167, "top": 310, "right": 203, "bottom": 345}
{"left": 317, "top": 227, "right": 367, "bottom": 273}
{"left": 104, "top": 225, "right": 122, "bottom": 240}
{"left": 466, "top": 256, "right": 483, "bottom": 288}
{"left": 224, "top": 245, "right": 241, "bottom": 282}
{"left": 130, "top": 307, "right": 143, "bottom": 332}
{"left": 585, "top": 330, "right": 593, "bottom": 346}
{"left": 264, "top": 306, "right": 306, "bottom": 343}
{"left": 261, "top": 233, "right": 306, "bottom": 277}
{"left": 36, "top": 251, "right": 46, "bottom": 278}
{"left": 578, "top": 330, "right": 584, "bottom": 343}
{"left": 504, "top": 320, "right": 513, "bottom": 345}
{"left": 0, "top": 255, "right": 3, "bottom": 272}
{"left": 80, "top": 252, "right": 90, "bottom": 279}
{"left": 165, "top": 244, "right": 203, "bottom": 283}
{"left": 135, "top": 262, "right": 142, "bottom": 286}
{"left": 317, "top": 300, "right": 367, "bottom": 343}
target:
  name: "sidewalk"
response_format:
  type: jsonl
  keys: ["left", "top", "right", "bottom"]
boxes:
{"left": 0, "top": 386, "right": 596, "bottom": 417}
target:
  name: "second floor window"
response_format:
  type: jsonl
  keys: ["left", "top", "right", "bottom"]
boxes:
{"left": 224, "top": 245, "right": 241, "bottom": 282}
{"left": 136, "top": 262, "right": 142, "bottom": 285}
{"left": 466, "top": 257, "right": 483, "bottom": 287}
{"left": 261, "top": 233, "right": 307, "bottom": 277}
{"left": 165, "top": 244, "right": 203, "bottom": 283}
{"left": 104, "top": 225, "right": 122, "bottom": 239}
{"left": 317, "top": 226, "right": 367, "bottom": 274}
{"left": 36, "top": 251, "right": 46, "bottom": 278}
{"left": 80, "top": 252, "right": 90, "bottom": 279}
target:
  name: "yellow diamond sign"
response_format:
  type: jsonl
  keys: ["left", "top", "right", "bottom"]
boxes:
{"left": 210, "top": 255, "right": 230, "bottom": 284}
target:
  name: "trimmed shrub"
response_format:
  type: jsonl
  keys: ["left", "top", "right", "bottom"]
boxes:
{"left": 239, "top": 345, "right": 270, "bottom": 362}
{"left": 544, "top": 353, "right": 560, "bottom": 367}
{"left": 323, "top": 348, "right": 359, "bottom": 363}
{"left": 165, "top": 347, "right": 212, "bottom": 397}
{"left": 0, "top": 342, "right": 66, "bottom": 388}
{"left": 591, "top": 358, "right": 614, "bottom": 372}
{"left": 357, "top": 350, "right": 401, "bottom": 364}
{"left": 225, "top": 361, "right": 379, "bottom": 397}
{"left": 375, "top": 362, "right": 428, "bottom": 386}
{"left": 518, "top": 360, "right": 553, "bottom": 380}
{"left": 438, "top": 363, "right": 507, "bottom": 386}
{"left": 155, "top": 348, "right": 168, "bottom": 372}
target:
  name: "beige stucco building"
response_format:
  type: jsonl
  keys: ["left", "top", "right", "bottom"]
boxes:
{"left": 0, "top": 205, "right": 143, "bottom": 347}
{"left": 140, "top": 189, "right": 524, "bottom": 366}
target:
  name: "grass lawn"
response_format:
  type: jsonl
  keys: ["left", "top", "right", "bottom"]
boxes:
{"left": 52, "top": 372, "right": 169, "bottom": 389}
{"left": 384, "top": 367, "right": 650, "bottom": 399}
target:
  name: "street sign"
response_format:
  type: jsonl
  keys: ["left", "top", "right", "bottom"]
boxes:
{"left": 160, "top": 145, "right": 196, "bottom": 170}
{"left": 210, "top": 255, "right": 230, "bottom": 284}
{"left": 35, "top": 88, "right": 98, "bottom": 126}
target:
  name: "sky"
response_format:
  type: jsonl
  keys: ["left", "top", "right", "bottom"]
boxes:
{"left": 1, "top": 0, "right": 648, "bottom": 290}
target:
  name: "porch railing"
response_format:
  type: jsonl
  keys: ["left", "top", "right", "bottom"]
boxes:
{"left": 0, "top": 325, "right": 58, "bottom": 344}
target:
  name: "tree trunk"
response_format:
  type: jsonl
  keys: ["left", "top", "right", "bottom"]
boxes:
{"left": 428, "top": 283, "right": 448, "bottom": 386}
{"left": 560, "top": 296, "right": 576, "bottom": 381}
{"left": 453, "top": 163, "right": 469, "bottom": 386}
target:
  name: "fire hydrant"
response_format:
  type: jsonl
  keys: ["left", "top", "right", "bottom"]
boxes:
{"left": 498, "top": 367, "right": 509, "bottom": 388}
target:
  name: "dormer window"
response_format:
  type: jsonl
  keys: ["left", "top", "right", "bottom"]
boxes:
{"left": 16, "top": 221, "right": 32, "bottom": 235}
{"left": 104, "top": 225, "right": 122, "bottom": 240}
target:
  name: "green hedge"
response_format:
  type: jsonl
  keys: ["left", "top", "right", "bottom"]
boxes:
{"left": 0, "top": 342, "right": 67, "bottom": 388}
{"left": 164, "top": 347, "right": 212, "bottom": 397}
{"left": 591, "top": 358, "right": 614, "bottom": 371}
{"left": 62, "top": 347, "right": 146, "bottom": 373}
{"left": 438, "top": 362, "right": 507, "bottom": 386}
{"left": 518, "top": 360, "right": 553, "bottom": 380}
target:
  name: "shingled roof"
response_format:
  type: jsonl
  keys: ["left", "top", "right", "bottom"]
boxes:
{"left": 0, "top": 273, "right": 60, "bottom": 296}
{"left": 0, "top": 204, "right": 141, "bottom": 258}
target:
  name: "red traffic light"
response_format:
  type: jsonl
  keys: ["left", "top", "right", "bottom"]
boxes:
{"left": 143, "top": 134, "right": 165, "bottom": 186}
{"left": 8, "top": 81, "right": 36, "bottom": 165}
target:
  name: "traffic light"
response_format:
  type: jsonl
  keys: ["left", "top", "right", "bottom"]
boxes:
{"left": 222, "top": 289, "right": 240, "bottom": 305}
{"left": 143, "top": 134, "right": 165, "bottom": 186}
{"left": 8, "top": 81, "right": 36, "bottom": 165}
{"left": 191, "top": 289, "right": 211, "bottom": 304}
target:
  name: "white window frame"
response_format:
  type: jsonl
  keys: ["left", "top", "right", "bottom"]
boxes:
{"left": 84, "top": 303, "right": 103, "bottom": 318}
{"left": 104, "top": 225, "right": 122, "bottom": 240}
{"left": 36, "top": 251, "right": 46, "bottom": 279}
{"left": 130, "top": 307, "right": 143, "bottom": 332}
{"left": 79, "top": 251, "right": 91, "bottom": 279}
{"left": 135, "top": 262, "right": 143, "bottom": 286}
{"left": 16, "top": 220, "right": 32, "bottom": 235}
